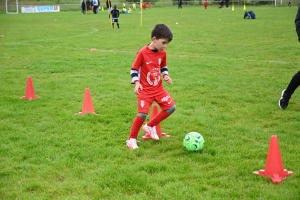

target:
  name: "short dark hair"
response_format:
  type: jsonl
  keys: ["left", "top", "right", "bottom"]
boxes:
{"left": 151, "top": 24, "right": 173, "bottom": 42}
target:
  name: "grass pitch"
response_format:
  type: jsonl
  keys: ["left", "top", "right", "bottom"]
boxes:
{"left": 1, "top": 5, "right": 300, "bottom": 199}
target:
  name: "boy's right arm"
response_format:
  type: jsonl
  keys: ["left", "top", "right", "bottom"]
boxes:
{"left": 130, "top": 50, "right": 143, "bottom": 84}
{"left": 131, "top": 50, "right": 144, "bottom": 94}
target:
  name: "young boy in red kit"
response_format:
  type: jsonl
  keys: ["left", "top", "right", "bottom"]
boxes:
{"left": 126, "top": 24, "right": 176, "bottom": 150}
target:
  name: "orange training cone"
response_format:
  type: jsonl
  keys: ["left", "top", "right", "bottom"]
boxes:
{"left": 142, "top": 104, "right": 171, "bottom": 140}
{"left": 22, "top": 76, "right": 39, "bottom": 100}
{"left": 253, "top": 135, "right": 293, "bottom": 183}
{"left": 78, "top": 88, "right": 96, "bottom": 115}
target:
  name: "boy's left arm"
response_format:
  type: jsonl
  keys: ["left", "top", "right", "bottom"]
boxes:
{"left": 163, "top": 74, "right": 172, "bottom": 84}
{"left": 161, "top": 54, "right": 172, "bottom": 84}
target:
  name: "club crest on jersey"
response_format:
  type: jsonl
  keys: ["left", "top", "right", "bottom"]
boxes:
{"left": 158, "top": 58, "right": 162, "bottom": 66}
{"left": 147, "top": 72, "right": 160, "bottom": 86}
{"left": 140, "top": 100, "right": 145, "bottom": 108}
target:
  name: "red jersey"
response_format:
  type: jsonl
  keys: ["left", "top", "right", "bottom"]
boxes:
{"left": 131, "top": 45, "right": 169, "bottom": 97}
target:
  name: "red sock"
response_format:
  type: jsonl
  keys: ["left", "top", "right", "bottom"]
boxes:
{"left": 129, "top": 115, "right": 145, "bottom": 139}
{"left": 147, "top": 110, "right": 170, "bottom": 127}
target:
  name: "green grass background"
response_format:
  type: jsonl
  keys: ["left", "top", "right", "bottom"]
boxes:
{"left": 1, "top": 5, "right": 300, "bottom": 199}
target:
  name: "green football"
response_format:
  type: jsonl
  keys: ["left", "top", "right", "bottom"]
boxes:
{"left": 183, "top": 132, "right": 205, "bottom": 152}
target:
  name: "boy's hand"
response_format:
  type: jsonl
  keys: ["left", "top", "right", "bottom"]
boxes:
{"left": 134, "top": 81, "right": 143, "bottom": 95}
{"left": 164, "top": 75, "right": 172, "bottom": 84}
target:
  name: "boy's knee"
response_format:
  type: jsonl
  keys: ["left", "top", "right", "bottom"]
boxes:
{"left": 137, "top": 112, "right": 147, "bottom": 120}
{"left": 166, "top": 105, "right": 176, "bottom": 114}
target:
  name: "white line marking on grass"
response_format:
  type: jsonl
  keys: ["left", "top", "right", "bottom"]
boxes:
{"left": 0, "top": 28, "right": 295, "bottom": 65}
{"left": 39, "top": 28, "right": 99, "bottom": 41}
{"left": 175, "top": 55, "right": 290, "bottom": 65}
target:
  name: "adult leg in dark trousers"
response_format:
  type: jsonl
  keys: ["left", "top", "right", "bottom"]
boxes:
{"left": 279, "top": 71, "right": 300, "bottom": 109}
{"left": 279, "top": 4, "right": 300, "bottom": 109}
{"left": 285, "top": 71, "right": 300, "bottom": 97}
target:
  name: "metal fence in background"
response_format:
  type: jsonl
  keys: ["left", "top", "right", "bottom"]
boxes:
{"left": 0, "top": 0, "right": 296, "bottom": 13}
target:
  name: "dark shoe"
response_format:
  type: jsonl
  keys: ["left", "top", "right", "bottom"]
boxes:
{"left": 279, "top": 89, "right": 291, "bottom": 109}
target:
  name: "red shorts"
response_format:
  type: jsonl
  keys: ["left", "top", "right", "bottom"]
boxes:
{"left": 87, "top": 5, "right": 91, "bottom": 10}
{"left": 137, "top": 90, "right": 175, "bottom": 114}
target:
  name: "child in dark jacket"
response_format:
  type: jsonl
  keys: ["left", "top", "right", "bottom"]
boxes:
{"left": 81, "top": 0, "right": 86, "bottom": 14}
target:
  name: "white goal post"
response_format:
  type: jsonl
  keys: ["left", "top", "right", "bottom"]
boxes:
{"left": 6, "top": 0, "right": 18, "bottom": 14}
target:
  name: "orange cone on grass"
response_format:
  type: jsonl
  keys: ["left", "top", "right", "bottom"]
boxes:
{"left": 78, "top": 88, "right": 96, "bottom": 115}
{"left": 22, "top": 76, "right": 39, "bottom": 100}
{"left": 253, "top": 135, "right": 293, "bottom": 183}
{"left": 142, "top": 104, "right": 171, "bottom": 140}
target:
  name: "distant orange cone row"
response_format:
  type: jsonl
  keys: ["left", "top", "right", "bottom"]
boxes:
{"left": 78, "top": 88, "right": 96, "bottom": 115}
{"left": 142, "top": 104, "right": 171, "bottom": 140}
{"left": 22, "top": 76, "right": 39, "bottom": 100}
{"left": 253, "top": 135, "right": 293, "bottom": 183}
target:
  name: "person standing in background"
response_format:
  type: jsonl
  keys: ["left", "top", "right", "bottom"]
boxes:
{"left": 204, "top": 0, "right": 208, "bottom": 9}
{"left": 148, "top": 2, "right": 152, "bottom": 9}
{"left": 110, "top": 5, "right": 120, "bottom": 29}
{"left": 219, "top": 0, "right": 224, "bottom": 8}
{"left": 106, "top": 0, "right": 112, "bottom": 10}
{"left": 86, "top": 0, "right": 91, "bottom": 13}
{"left": 92, "top": 0, "right": 99, "bottom": 14}
{"left": 81, "top": 0, "right": 86, "bottom": 14}
{"left": 132, "top": 2, "right": 136, "bottom": 10}
{"left": 178, "top": 0, "right": 182, "bottom": 9}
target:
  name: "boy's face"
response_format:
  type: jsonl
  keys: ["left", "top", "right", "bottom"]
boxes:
{"left": 152, "top": 37, "right": 170, "bottom": 51}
